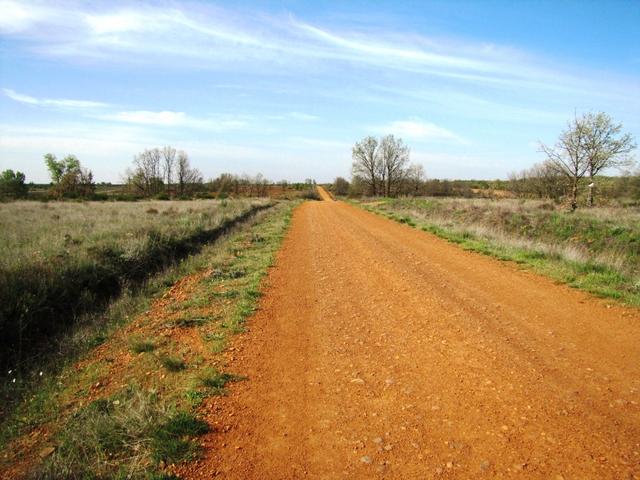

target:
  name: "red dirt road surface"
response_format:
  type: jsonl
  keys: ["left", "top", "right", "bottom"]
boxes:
{"left": 178, "top": 188, "right": 640, "bottom": 479}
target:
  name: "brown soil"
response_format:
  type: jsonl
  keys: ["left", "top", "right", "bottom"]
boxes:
{"left": 175, "top": 188, "right": 640, "bottom": 479}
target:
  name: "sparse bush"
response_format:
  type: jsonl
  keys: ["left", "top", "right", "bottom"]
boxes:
{"left": 301, "top": 188, "right": 321, "bottom": 200}
{"left": 333, "top": 177, "right": 350, "bottom": 196}
{"left": 160, "top": 355, "right": 186, "bottom": 372}
{"left": 129, "top": 337, "right": 155, "bottom": 353}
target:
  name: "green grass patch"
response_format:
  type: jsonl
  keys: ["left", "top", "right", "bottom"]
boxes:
{"left": 150, "top": 411, "right": 208, "bottom": 464}
{"left": 199, "top": 368, "right": 244, "bottom": 395}
{"left": 170, "top": 315, "right": 209, "bottom": 328}
{"left": 203, "top": 332, "right": 227, "bottom": 353}
{"left": 159, "top": 355, "right": 186, "bottom": 372}
{"left": 129, "top": 337, "right": 156, "bottom": 353}
{"left": 34, "top": 388, "right": 206, "bottom": 480}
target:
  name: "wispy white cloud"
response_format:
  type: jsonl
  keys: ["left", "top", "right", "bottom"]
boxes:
{"left": 3, "top": 88, "right": 109, "bottom": 109}
{"left": 0, "top": 0, "right": 625, "bottom": 97}
{"left": 288, "top": 112, "right": 321, "bottom": 121}
{"left": 374, "top": 119, "right": 464, "bottom": 143}
{"left": 266, "top": 112, "right": 321, "bottom": 122}
{"left": 102, "top": 110, "right": 187, "bottom": 126}
{"left": 0, "top": 0, "right": 49, "bottom": 34}
{"left": 293, "top": 21, "right": 492, "bottom": 73}
{"left": 96, "top": 110, "right": 249, "bottom": 131}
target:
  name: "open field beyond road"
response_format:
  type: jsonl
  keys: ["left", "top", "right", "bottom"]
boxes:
{"left": 178, "top": 188, "right": 640, "bottom": 479}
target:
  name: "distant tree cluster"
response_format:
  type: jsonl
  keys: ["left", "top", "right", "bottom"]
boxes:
{"left": 124, "top": 146, "right": 203, "bottom": 197}
{"left": 0, "top": 169, "right": 28, "bottom": 199}
{"left": 208, "top": 173, "right": 270, "bottom": 197}
{"left": 351, "top": 134, "right": 425, "bottom": 197}
{"left": 44, "top": 153, "right": 95, "bottom": 198}
{"left": 508, "top": 161, "right": 566, "bottom": 201}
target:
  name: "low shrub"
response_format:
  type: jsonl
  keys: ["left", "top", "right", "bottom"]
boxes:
{"left": 129, "top": 337, "right": 155, "bottom": 354}
{"left": 159, "top": 355, "right": 185, "bottom": 372}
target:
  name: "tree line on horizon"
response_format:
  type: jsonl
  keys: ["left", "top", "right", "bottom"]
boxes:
{"left": 344, "top": 112, "right": 637, "bottom": 209}
{"left": 1, "top": 111, "right": 637, "bottom": 207}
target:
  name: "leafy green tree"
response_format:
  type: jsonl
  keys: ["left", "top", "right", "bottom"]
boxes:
{"left": 0, "top": 169, "right": 28, "bottom": 198}
{"left": 582, "top": 112, "right": 636, "bottom": 206}
{"left": 540, "top": 113, "right": 636, "bottom": 210}
{"left": 44, "top": 153, "right": 94, "bottom": 198}
{"left": 44, "top": 153, "right": 81, "bottom": 184}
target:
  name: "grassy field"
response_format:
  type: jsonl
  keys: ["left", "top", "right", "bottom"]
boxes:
{"left": 0, "top": 199, "right": 272, "bottom": 371}
{"left": 1, "top": 201, "right": 295, "bottom": 479}
{"left": 356, "top": 197, "right": 640, "bottom": 305}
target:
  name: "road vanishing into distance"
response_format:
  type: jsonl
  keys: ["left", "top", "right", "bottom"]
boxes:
{"left": 179, "top": 187, "right": 640, "bottom": 479}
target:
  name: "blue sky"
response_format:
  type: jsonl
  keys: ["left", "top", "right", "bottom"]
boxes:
{"left": 0, "top": 0, "right": 638, "bottom": 183}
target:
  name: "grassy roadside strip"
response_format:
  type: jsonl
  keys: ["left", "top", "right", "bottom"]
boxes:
{"left": 0, "top": 200, "right": 273, "bottom": 372}
{"left": 353, "top": 201, "right": 640, "bottom": 307}
{"left": 1, "top": 201, "right": 297, "bottom": 480}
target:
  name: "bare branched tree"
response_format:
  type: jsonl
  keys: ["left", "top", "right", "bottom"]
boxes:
{"left": 405, "top": 163, "right": 426, "bottom": 196}
{"left": 162, "top": 146, "right": 177, "bottom": 194}
{"left": 352, "top": 136, "right": 380, "bottom": 196}
{"left": 379, "top": 134, "right": 410, "bottom": 196}
{"left": 130, "top": 148, "right": 163, "bottom": 196}
{"left": 176, "top": 150, "right": 203, "bottom": 195}
{"left": 351, "top": 135, "right": 423, "bottom": 197}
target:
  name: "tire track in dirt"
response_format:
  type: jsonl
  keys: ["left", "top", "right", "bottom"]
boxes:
{"left": 178, "top": 190, "right": 640, "bottom": 479}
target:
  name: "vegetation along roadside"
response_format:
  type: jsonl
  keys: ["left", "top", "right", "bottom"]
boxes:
{"left": 0, "top": 199, "right": 273, "bottom": 373}
{"left": 353, "top": 197, "right": 640, "bottom": 306}
{"left": 0, "top": 200, "right": 296, "bottom": 479}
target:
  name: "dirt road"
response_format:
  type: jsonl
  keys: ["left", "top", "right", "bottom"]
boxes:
{"left": 178, "top": 189, "right": 640, "bottom": 479}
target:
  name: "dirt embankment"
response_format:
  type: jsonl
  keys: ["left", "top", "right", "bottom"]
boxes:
{"left": 178, "top": 190, "right": 640, "bottom": 479}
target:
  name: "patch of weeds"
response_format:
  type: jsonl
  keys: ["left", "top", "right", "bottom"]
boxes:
{"left": 212, "top": 289, "right": 240, "bottom": 299}
{"left": 85, "top": 331, "right": 108, "bottom": 349}
{"left": 147, "top": 474, "right": 180, "bottom": 480}
{"left": 150, "top": 411, "right": 208, "bottom": 464}
{"left": 210, "top": 267, "right": 246, "bottom": 280}
{"left": 184, "top": 389, "right": 207, "bottom": 407}
{"left": 160, "top": 355, "right": 186, "bottom": 372}
{"left": 398, "top": 216, "right": 415, "bottom": 226}
{"left": 129, "top": 337, "right": 156, "bottom": 353}
{"left": 171, "top": 316, "right": 208, "bottom": 328}
{"left": 171, "top": 294, "right": 210, "bottom": 310}
{"left": 36, "top": 388, "right": 169, "bottom": 479}
{"left": 203, "top": 331, "right": 226, "bottom": 353}
{"left": 251, "top": 233, "right": 265, "bottom": 243}
{"left": 199, "top": 368, "right": 244, "bottom": 395}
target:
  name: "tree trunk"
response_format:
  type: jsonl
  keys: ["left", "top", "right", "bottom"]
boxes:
{"left": 587, "top": 177, "right": 595, "bottom": 207}
{"left": 570, "top": 180, "right": 578, "bottom": 211}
